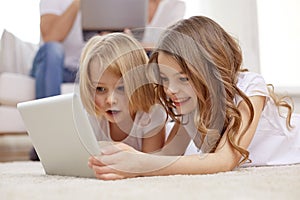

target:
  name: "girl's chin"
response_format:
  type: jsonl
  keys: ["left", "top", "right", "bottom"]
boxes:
{"left": 175, "top": 106, "right": 196, "bottom": 115}
{"left": 105, "top": 114, "right": 123, "bottom": 123}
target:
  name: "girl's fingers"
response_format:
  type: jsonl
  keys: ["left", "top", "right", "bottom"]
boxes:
{"left": 89, "top": 152, "right": 144, "bottom": 180}
{"left": 89, "top": 156, "right": 104, "bottom": 165}
{"left": 92, "top": 165, "right": 126, "bottom": 180}
{"left": 95, "top": 173, "right": 125, "bottom": 181}
{"left": 100, "top": 142, "right": 135, "bottom": 155}
{"left": 92, "top": 165, "right": 116, "bottom": 174}
{"left": 89, "top": 153, "right": 120, "bottom": 168}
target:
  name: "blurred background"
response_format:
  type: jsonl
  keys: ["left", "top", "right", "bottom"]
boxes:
{"left": 1, "top": 0, "right": 299, "bottom": 89}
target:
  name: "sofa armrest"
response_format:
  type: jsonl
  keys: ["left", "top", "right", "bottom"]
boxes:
{"left": 61, "top": 83, "right": 76, "bottom": 94}
{"left": 0, "top": 72, "right": 35, "bottom": 106}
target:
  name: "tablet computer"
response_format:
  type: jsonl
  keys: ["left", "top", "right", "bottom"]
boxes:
{"left": 17, "top": 93, "right": 100, "bottom": 178}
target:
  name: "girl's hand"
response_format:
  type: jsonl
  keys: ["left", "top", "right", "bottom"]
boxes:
{"left": 88, "top": 142, "right": 181, "bottom": 180}
{"left": 88, "top": 142, "right": 145, "bottom": 180}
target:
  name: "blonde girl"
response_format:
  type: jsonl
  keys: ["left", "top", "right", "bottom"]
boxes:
{"left": 79, "top": 33, "right": 166, "bottom": 155}
{"left": 88, "top": 16, "right": 300, "bottom": 180}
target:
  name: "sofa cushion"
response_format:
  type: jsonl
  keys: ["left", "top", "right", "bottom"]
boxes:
{"left": 0, "top": 72, "right": 35, "bottom": 106}
{"left": 0, "top": 29, "right": 38, "bottom": 75}
{"left": 61, "top": 83, "right": 76, "bottom": 94}
{"left": 0, "top": 106, "right": 27, "bottom": 133}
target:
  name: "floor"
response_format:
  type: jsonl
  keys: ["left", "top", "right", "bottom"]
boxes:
{"left": 0, "top": 133, "right": 32, "bottom": 162}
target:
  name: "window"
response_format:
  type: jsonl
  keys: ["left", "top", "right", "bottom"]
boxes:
{"left": 257, "top": 0, "right": 300, "bottom": 90}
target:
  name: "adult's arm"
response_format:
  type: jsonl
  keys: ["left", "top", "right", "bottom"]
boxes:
{"left": 41, "top": 0, "right": 80, "bottom": 42}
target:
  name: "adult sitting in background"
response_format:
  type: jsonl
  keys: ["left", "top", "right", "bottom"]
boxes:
{"left": 29, "top": 0, "right": 84, "bottom": 161}
{"left": 30, "top": 0, "right": 84, "bottom": 99}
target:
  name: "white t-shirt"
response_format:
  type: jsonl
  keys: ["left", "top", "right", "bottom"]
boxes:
{"left": 40, "top": 0, "right": 85, "bottom": 69}
{"left": 236, "top": 72, "right": 300, "bottom": 166}
{"left": 182, "top": 72, "right": 300, "bottom": 166}
{"left": 90, "top": 104, "right": 167, "bottom": 151}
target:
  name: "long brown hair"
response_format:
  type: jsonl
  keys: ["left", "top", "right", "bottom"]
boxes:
{"left": 149, "top": 16, "right": 294, "bottom": 163}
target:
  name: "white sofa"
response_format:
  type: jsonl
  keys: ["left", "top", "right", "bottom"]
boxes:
{"left": 0, "top": 30, "right": 74, "bottom": 134}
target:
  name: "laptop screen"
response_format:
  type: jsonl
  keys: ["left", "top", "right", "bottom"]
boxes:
{"left": 81, "top": 0, "right": 148, "bottom": 32}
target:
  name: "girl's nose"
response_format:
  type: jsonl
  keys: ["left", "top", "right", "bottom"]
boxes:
{"left": 166, "top": 81, "right": 180, "bottom": 94}
{"left": 105, "top": 92, "right": 117, "bottom": 105}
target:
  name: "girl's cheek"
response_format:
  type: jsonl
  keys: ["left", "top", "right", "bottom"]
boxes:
{"left": 94, "top": 96, "right": 104, "bottom": 109}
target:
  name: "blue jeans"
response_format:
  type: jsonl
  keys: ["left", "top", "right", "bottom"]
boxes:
{"left": 30, "top": 42, "right": 78, "bottom": 99}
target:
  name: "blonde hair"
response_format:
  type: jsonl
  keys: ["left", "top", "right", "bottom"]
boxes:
{"left": 149, "top": 16, "right": 294, "bottom": 163}
{"left": 79, "top": 33, "right": 155, "bottom": 117}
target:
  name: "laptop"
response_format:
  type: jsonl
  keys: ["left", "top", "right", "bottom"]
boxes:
{"left": 81, "top": 0, "right": 148, "bottom": 41}
{"left": 17, "top": 93, "right": 100, "bottom": 178}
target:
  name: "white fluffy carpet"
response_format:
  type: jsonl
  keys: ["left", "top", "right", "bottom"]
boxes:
{"left": 0, "top": 161, "right": 299, "bottom": 200}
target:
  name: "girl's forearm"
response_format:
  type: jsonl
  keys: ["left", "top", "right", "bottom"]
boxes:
{"left": 141, "top": 152, "right": 237, "bottom": 177}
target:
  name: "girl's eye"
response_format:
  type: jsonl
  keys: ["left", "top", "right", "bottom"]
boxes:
{"left": 96, "top": 87, "right": 106, "bottom": 93}
{"left": 116, "top": 85, "right": 125, "bottom": 92}
{"left": 160, "top": 76, "right": 169, "bottom": 82}
{"left": 179, "top": 77, "right": 189, "bottom": 82}
{"left": 160, "top": 76, "right": 169, "bottom": 87}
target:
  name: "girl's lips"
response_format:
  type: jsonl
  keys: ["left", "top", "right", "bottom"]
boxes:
{"left": 106, "top": 110, "right": 121, "bottom": 115}
{"left": 172, "top": 97, "right": 191, "bottom": 106}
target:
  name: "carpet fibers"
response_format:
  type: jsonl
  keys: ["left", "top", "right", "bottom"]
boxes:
{"left": 0, "top": 161, "right": 299, "bottom": 200}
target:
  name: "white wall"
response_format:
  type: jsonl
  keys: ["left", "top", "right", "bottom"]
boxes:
{"left": 0, "top": 0, "right": 40, "bottom": 44}
{"left": 257, "top": 0, "right": 300, "bottom": 88}
{"left": 256, "top": 0, "right": 300, "bottom": 113}
{"left": 183, "top": 0, "right": 260, "bottom": 73}
{"left": 293, "top": 97, "right": 300, "bottom": 113}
